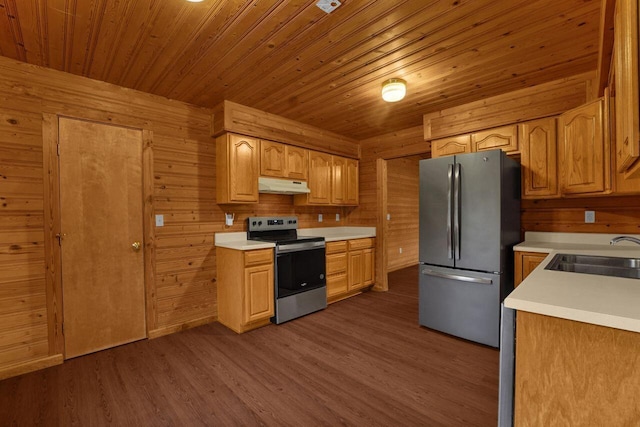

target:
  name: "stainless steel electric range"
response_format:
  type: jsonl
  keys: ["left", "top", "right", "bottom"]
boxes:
{"left": 247, "top": 216, "right": 327, "bottom": 324}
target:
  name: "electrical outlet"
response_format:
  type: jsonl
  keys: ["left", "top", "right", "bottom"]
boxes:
{"left": 318, "top": 214, "right": 323, "bottom": 222}
{"left": 155, "top": 214, "right": 164, "bottom": 227}
{"left": 335, "top": 213, "right": 340, "bottom": 222}
{"left": 399, "top": 247, "right": 403, "bottom": 254}
{"left": 585, "top": 210, "right": 595, "bottom": 223}
{"left": 387, "top": 213, "right": 391, "bottom": 220}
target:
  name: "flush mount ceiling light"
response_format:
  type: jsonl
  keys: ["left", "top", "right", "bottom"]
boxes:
{"left": 381, "top": 78, "right": 407, "bottom": 102}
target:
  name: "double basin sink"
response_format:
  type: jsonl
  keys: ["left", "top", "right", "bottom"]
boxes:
{"left": 545, "top": 254, "right": 640, "bottom": 280}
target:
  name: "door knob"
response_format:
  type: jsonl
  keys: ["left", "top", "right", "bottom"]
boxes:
{"left": 132, "top": 241, "right": 141, "bottom": 251}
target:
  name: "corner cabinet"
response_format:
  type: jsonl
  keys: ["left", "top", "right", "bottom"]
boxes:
{"left": 216, "top": 133, "right": 259, "bottom": 204}
{"left": 558, "top": 99, "right": 610, "bottom": 196}
{"left": 217, "top": 247, "right": 274, "bottom": 333}
{"left": 514, "top": 251, "right": 548, "bottom": 287}
{"left": 519, "top": 117, "right": 559, "bottom": 199}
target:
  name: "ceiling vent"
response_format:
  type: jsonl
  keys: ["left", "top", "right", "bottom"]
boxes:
{"left": 316, "top": 0, "right": 341, "bottom": 14}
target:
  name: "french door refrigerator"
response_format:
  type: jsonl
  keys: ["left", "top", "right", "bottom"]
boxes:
{"left": 418, "top": 149, "right": 520, "bottom": 347}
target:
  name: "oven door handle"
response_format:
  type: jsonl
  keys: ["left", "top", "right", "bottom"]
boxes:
{"left": 276, "top": 241, "right": 325, "bottom": 254}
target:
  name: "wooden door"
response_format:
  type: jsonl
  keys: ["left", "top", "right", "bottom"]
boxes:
{"left": 243, "top": 264, "right": 274, "bottom": 324}
{"left": 285, "top": 146, "right": 308, "bottom": 180}
{"left": 430, "top": 135, "right": 471, "bottom": 158}
{"left": 307, "top": 151, "right": 332, "bottom": 204}
{"left": 559, "top": 99, "right": 608, "bottom": 195}
{"left": 519, "top": 117, "right": 559, "bottom": 199}
{"left": 472, "top": 124, "right": 519, "bottom": 153}
{"left": 260, "top": 140, "right": 286, "bottom": 178}
{"left": 58, "top": 117, "right": 146, "bottom": 359}
{"left": 613, "top": 0, "right": 639, "bottom": 172}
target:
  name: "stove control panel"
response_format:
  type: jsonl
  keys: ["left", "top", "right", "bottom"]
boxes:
{"left": 247, "top": 216, "right": 298, "bottom": 232}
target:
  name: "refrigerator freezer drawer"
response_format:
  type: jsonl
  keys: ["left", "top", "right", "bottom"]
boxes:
{"left": 419, "top": 266, "right": 501, "bottom": 347}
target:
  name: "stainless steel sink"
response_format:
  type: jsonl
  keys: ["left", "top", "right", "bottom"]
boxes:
{"left": 545, "top": 253, "right": 640, "bottom": 279}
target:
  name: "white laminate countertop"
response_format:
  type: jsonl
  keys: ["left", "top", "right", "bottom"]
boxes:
{"left": 214, "top": 226, "right": 376, "bottom": 250}
{"left": 505, "top": 232, "right": 640, "bottom": 333}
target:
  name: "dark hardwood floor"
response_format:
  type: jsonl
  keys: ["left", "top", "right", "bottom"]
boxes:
{"left": 0, "top": 265, "right": 499, "bottom": 426}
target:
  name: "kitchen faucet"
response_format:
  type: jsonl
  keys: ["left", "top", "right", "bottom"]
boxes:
{"left": 610, "top": 236, "right": 640, "bottom": 246}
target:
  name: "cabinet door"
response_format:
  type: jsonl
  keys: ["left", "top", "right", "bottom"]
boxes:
{"left": 348, "top": 250, "right": 363, "bottom": 290}
{"left": 345, "top": 158, "right": 359, "bottom": 205}
{"left": 260, "top": 140, "right": 286, "bottom": 178}
{"left": 307, "top": 151, "right": 332, "bottom": 204}
{"left": 285, "top": 146, "right": 308, "bottom": 180}
{"left": 332, "top": 155, "right": 347, "bottom": 204}
{"left": 362, "top": 248, "right": 374, "bottom": 286}
{"left": 243, "top": 264, "right": 274, "bottom": 324}
{"left": 472, "top": 125, "right": 518, "bottom": 153}
{"left": 514, "top": 251, "right": 548, "bottom": 287}
{"left": 431, "top": 135, "right": 471, "bottom": 158}
{"left": 519, "top": 118, "right": 559, "bottom": 199}
{"left": 613, "top": 0, "right": 640, "bottom": 172}
{"left": 558, "top": 99, "right": 609, "bottom": 195}
{"left": 223, "top": 134, "right": 259, "bottom": 203}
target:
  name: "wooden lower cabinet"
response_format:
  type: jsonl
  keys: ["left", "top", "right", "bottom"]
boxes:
{"left": 514, "top": 251, "right": 548, "bottom": 286}
{"left": 325, "top": 238, "right": 375, "bottom": 303}
{"left": 217, "top": 247, "right": 274, "bottom": 333}
{"left": 515, "top": 312, "right": 640, "bottom": 425}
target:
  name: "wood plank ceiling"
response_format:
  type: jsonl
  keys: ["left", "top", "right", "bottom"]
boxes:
{"left": 0, "top": 0, "right": 601, "bottom": 140}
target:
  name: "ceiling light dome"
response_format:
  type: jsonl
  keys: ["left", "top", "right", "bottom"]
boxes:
{"left": 381, "top": 78, "right": 407, "bottom": 102}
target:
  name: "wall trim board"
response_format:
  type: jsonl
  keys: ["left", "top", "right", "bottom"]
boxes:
{"left": 212, "top": 100, "right": 360, "bottom": 158}
{"left": 0, "top": 354, "right": 63, "bottom": 381}
{"left": 147, "top": 315, "right": 216, "bottom": 339}
{"left": 374, "top": 158, "right": 388, "bottom": 292}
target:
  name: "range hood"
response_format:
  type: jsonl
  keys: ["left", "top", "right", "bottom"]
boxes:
{"left": 258, "top": 177, "right": 311, "bottom": 195}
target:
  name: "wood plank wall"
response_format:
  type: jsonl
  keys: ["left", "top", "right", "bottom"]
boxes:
{"left": 386, "top": 156, "right": 427, "bottom": 272}
{"left": 0, "top": 56, "right": 365, "bottom": 375}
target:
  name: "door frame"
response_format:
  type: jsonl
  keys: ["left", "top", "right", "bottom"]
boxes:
{"left": 42, "top": 113, "right": 155, "bottom": 358}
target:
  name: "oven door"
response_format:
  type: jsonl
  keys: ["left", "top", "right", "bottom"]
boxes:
{"left": 276, "top": 244, "right": 326, "bottom": 298}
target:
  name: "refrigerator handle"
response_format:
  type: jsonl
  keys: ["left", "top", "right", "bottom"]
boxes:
{"left": 421, "top": 268, "right": 493, "bottom": 284}
{"left": 447, "top": 164, "right": 453, "bottom": 259}
{"left": 453, "top": 163, "right": 461, "bottom": 260}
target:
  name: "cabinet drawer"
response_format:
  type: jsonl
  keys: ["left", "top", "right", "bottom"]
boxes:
{"left": 326, "top": 241, "right": 348, "bottom": 254}
{"left": 244, "top": 249, "right": 273, "bottom": 267}
{"left": 348, "top": 238, "right": 374, "bottom": 250}
{"left": 326, "top": 252, "right": 347, "bottom": 275}
{"left": 327, "top": 273, "right": 348, "bottom": 298}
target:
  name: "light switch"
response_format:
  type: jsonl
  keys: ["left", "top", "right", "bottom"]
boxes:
{"left": 318, "top": 214, "right": 323, "bottom": 222}
{"left": 155, "top": 214, "right": 164, "bottom": 227}
{"left": 387, "top": 213, "right": 391, "bottom": 221}
{"left": 335, "top": 213, "right": 340, "bottom": 222}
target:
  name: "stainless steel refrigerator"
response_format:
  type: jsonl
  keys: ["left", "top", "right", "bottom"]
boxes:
{"left": 418, "top": 149, "right": 520, "bottom": 348}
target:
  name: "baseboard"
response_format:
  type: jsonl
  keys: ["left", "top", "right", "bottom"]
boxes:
{"left": 0, "top": 354, "right": 64, "bottom": 381}
{"left": 148, "top": 315, "right": 216, "bottom": 339}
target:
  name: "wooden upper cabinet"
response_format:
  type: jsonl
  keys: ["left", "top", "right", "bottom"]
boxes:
{"left": 345, "top": 157, "right": 359, "bottom": 205}
{"left": 260, "top": 140, "right": 286, "bottom": 178}
{"left": 519, "top": 117, "right": 559, "bottom": 199}
{"left": 260, "top": 141, "right": 308, "bottom": 180}
{"left": 430, "top": 135, "right": 471, "bottom": 158}
{"left": 285, "top": 145, "right": 308, "bottom": 180}
{"left": 558, "top": 99, "right": 610, "bottom": 195}
{"left": 216, "top": 133, "right": 259, "bottom": 203}
{"left": 613, "top": 0, "right": 640, "bottom": 173}
{"left": 472, "top": 124, "right": 519, "bottom": 153}
{"left": 296, "top": 150, "right": 332, "bottom": 205}
{"left": 331, "top": 155, "right": 359, "bottom": 206}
